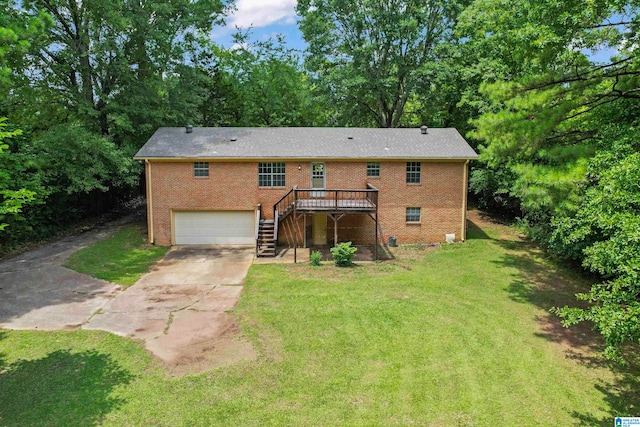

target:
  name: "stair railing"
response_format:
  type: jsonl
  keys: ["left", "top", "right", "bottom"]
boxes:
{"left": 274, "top": 210, "right": 279, "bottom": 244}
{"left": 255, "top": 203, "right": 261, "bottom": 254}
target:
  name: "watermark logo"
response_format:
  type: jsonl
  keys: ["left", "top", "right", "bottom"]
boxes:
{"left": 616, "top": 417, "right": 640, "bottom": 427}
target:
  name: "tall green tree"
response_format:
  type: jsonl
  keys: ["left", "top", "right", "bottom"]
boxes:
{"left": 297, "top": 0, "right": 466, "bottom": 127}
{"left": 219, "top": 33, "right": 325, "bottom": 127}
{"left": 6, "top": 0, "right": 229, "bottom": 144}
{"left": 550, "top": 122, "right": 640, "bottom": 361}
{"left": 460, "top": 0, "right": 640, "bottom": 360}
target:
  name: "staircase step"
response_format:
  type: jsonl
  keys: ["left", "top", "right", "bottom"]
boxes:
{"left": 256, "top": 215, "right": 279, "bottom": 257}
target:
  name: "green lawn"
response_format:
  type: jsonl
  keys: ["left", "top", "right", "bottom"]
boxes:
{"left": 1, "top": 214, "right": 638, "bottom": 426}
{"left": 64, "top": 222, "right": 169, "bottom": 287}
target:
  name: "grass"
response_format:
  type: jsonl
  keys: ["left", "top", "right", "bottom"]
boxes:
{"left": 64, "top": 222, "right": 168, "bottom": 287}
{"left": 1, "top": 212, "right": 638, "bottom": 426}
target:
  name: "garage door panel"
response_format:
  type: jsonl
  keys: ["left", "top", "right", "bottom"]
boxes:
{"left": 174, "top": 211, "right": 255, "bottom": 245}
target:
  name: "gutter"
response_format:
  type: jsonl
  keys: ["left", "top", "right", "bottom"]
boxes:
{"left": 145, "top": 159, "right": 154, "bottom": 244}
{"left": 461, "top": 160, "right": 469, "bottom": 241}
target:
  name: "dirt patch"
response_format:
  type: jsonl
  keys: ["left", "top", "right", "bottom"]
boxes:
{"left": 162, "top": 314, "right": 257, "bottom": 377}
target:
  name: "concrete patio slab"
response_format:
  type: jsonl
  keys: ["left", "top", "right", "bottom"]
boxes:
{"left": 136, "top": 245, "right": 254, "bottom": 285}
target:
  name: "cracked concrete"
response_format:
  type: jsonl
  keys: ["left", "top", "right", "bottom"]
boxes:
{"left": 82, "top": 246, "right": 257, "bottom": 371}
{"left": 0, "top": 223, "right": 257, "bottom": 374}
{"left": 0, "top": 219, "right": 131, "bottom": 330}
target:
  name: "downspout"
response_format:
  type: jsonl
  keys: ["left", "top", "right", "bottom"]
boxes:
{"left": 461, "top": 160, "right": 469, "bottom": 241}
{"left": 145, "top": 159, "right": 154, "bottom": 244}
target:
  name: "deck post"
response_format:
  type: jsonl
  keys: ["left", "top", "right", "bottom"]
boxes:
{"left": 293, "top": 189, "right": 297, "bottom": 263}
{"left": 375, "top": 201, "right": 378, "bottom": 261}
{"left": 329, "top": 213, "right": 345, "bottom": 246}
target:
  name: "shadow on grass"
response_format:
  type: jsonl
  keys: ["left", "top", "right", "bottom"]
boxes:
{"left": 0, "top": 349, "right": 133, "bottom": 426}
{"left": 466, "top": 219, "right": 492, "bottom": 240}
{"left": 490, "top": 235, "right": 640, "bottom": 425}
{"left": 571, "top": 350, "right": 640, "bottom": 426}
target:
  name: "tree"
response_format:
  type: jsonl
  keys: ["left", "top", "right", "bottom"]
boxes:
{"left": 0, "top": 120, "right": 35, "bottom": 231}
{"left": 6, "top": 0, "right": 229, "bottom": 143}
{"left": 551, "top": 125, "right": 640, "bottom": 362}
{"left": 0, "top": 0, "right": 233, "bottom": 248}
{"left": 459, "top": 0, "right": 640, "bottom": 360}
{"left": 297, "top": 0, "right": 466, "bottom": 127}
{"left": 216, "top": 32, "right": 326, "bottom": 127}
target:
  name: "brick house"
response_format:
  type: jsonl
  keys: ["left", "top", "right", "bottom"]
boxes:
{"left": 134, "top": 126, "right": 478, "bottom": 258}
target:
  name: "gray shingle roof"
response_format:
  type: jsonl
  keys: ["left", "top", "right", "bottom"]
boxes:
{"left": 134, "top": 127, "right": 478, "bottom": 160}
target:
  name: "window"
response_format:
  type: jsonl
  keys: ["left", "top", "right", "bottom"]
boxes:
{"left": 367, "top": 162, "right": 380, "bottom": 177}
{"left": 258, "top": 162, "right": 286, "bottom": 187}
{"left": 406, "top": 207, "right": 421, "bottom": 223}
{"left": 193, "top": 162, "right": 209, "bottom": 177}
{"left": 406, "top": 162, "right": 421, "bottom": 184}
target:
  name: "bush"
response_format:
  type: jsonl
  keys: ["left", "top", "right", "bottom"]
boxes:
{"left": 310, "top": 250, "right": 322, "bottom": 266}
{"left": 330, "top": 242, "right": 357, "bottom": 267}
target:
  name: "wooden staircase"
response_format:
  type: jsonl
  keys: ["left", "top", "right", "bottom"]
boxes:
{"left": 256, "top": 219, "right": 276, "bottom": 257}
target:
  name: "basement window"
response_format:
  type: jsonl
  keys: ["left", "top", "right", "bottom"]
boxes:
{"left": 258, "top": 162, "right": 286, "bottom": 187}
{"left": 406, "top": 207, "right": 421, "bottom": 223}
{"left": 193, "top": 162, "right": 209, "bottom": 178}
{"left": 406, "top": 162, "right": 421, "bottom": 184}
{"left": 367, "top": 162, "right": 380, "bottom": 177}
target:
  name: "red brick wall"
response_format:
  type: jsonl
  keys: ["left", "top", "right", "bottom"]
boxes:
{"left": 146, "top": 160, "right": 467, "bottom": 246}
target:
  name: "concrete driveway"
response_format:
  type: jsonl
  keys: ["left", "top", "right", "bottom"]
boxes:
{"left": 0, "top": 226, "right": 256, "bottom": 374}
{"left": 84, "top": 245, "right": 256, "bottom": 371}
{"left": 0, "top": 223, "right": 126, "bottom": 330}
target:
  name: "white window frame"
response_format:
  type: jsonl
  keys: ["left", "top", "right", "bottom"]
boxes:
{"left": 258, "top": 162, "right": 286, "bottom": 188}
{"left": 406, "top": 162, "right": 421, "bottom": 184}
{"left": 193, "top": 162, "right": 209, "bottom": 178}
{"left": 367, "top": 162, "right": 380, "bottom": 177}
{"left": 406, "top": 207, "right": 421, "bottom": 223}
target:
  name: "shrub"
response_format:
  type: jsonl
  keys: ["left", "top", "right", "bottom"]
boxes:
{"left": 310, "top": 250, "right": 322, "bottom": 266}
{"left": 330, "top": 241, "right": 357, "bottom": 267}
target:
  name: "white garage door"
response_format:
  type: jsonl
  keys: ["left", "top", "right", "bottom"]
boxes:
{"left": 174, "top": 211, "right": 255, "bottom": 245}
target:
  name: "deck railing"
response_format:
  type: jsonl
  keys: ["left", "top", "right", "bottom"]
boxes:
{"left": 274, "top": 187, "right": 378, "bottom": 221}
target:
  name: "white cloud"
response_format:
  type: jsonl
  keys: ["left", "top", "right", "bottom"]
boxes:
{"left": 229, "top": 0, "right": 298, "bottom": 28}
{"left": 230, "top": 42, "right": 250, "bottom": 51}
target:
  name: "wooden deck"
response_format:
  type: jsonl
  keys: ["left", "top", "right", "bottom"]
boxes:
{"left": 295, "top": 198, "right": 376, "bottom": 213}
{"left": 273, "top": 186, "right": 380, "bottom": 262}
{"left": 275, "top": 188, "right": 379, "bottom": 219}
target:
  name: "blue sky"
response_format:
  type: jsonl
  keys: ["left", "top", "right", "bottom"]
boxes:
{"left": 212, "top": 0, "right": 307, "bottom": 52}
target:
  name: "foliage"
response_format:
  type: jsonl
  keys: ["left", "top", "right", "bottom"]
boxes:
{"left": 330, "top": 241, "right": 357, "bottom": 267}
{"left": 309, "top": 250, "right": 323, "bottom": 266}
{"left": 297, "top": 0, "right": 466, "bottom": 127}
{"left": 64, "top": 222, "right": 169, "bottom": 287}
{"left": 0, "top": 0, "right": 232, "bottom": 248}
{"left": 551, "top": 133, "right": 640, "bottom": 362}
{"left": 8, "top": 0, "right": 228, "bottom": 138}
{"left": 461, "top": 0, "right": 640, "bottom": 360}
{"left": 217, "top": 32, "right": 325, "bottom": 127}
{"left": 0, "top": 119, "right": 36, "bottom": 231}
